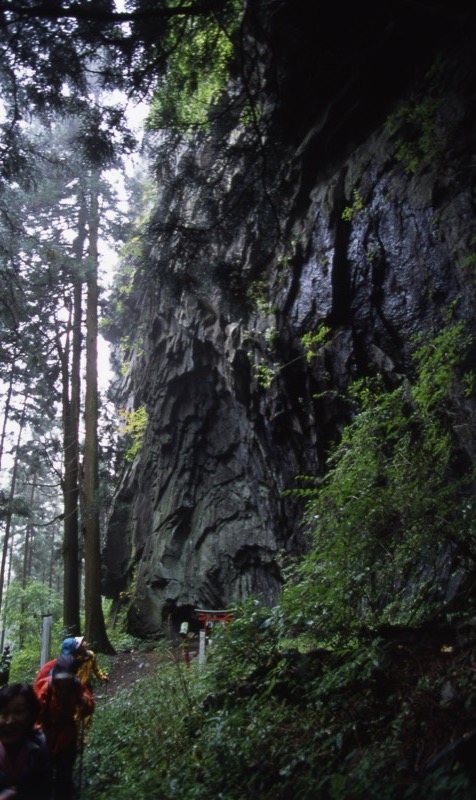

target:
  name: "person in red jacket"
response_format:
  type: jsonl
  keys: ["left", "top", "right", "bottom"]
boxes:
{"left": 34, "top": 655, "right": 94, "bottom": 800}
{"left": 34, "top": 635, "right": 84, "bottom": 688}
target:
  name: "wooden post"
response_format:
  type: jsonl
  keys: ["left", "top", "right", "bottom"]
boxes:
{"left": 40, "top": 614, "right": 53, "bottom": 666}
{"left": 198, "top": 630, "right": 206, "bottom": 664}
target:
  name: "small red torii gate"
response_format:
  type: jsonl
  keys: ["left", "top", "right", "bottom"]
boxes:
{"left": 195, "top": 608, "right": 234, "bottom": 663}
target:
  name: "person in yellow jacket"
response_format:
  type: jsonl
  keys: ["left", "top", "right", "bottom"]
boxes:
{"left": 73, "top": 638, "right": 109, "bottom": 742}
{"left": 73, "top": 638, "right": 109, "bottom": 690}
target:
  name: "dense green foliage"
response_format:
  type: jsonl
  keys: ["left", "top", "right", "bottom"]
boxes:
{"left": 118, "top": 406, "right": 149, "bottom": 462}
{"left": 6, "top": 580, "right": 64, "bottom": 682}
{"left": 146, "top": 1, "right": 242, "bottom": 132}
{"left": 78, "top": 320, "right": 476, "bottom": 799}
{"left": 281, "top": 321, "right": 476, "bottom": 642}
{"left": 82, "top": 620, "right": 476, "bottom": 799}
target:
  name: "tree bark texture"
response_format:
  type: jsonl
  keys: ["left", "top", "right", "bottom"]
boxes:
{"left": 83, "top": 174, "right": 114, "bottom": 654}
{"left": 61, "top": 192, "right": 87, "bottom": 635}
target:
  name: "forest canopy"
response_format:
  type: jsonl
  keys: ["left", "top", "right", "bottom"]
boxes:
{"left": 0, "top": 0, "right": 242, "bottom": 649}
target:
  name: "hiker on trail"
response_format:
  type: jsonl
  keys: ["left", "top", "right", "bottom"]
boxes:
{"left": 73, "top": 638, "right": 109, "bottom": 742}
{"left": 34, "top": 654, "right": 94, "bottom": 800}
{"left": 34, "top": 635, "right": 84, "bottom": 687}
{"left": 0, "top": 682, "right": 52, "bottom": 800}
{"left": 38, "top": 636, "right": 103, "bottom": 687}
{"left": 74, "top": 638, "right": 109, "bottom": 690}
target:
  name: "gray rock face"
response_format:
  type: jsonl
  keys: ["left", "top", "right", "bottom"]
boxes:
{"left": 103, "top": 3, "right": 476, "bottom": 636}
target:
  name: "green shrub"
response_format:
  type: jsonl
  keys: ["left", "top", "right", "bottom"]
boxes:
{"left": 4, "top": 580, "right": 63, "bottom": 682}
{"left": 118, "top": 405, "right": 149, "bottom": 462}
{"left": 83, "top": 655, "right": 204, "bottom": 799}
{"left": 281, "top": 321, "right": 476, "bottom": 643}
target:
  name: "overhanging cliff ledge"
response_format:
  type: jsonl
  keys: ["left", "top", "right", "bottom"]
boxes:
{"left": 103, "top": 1, "right": 476, "bottom": 637}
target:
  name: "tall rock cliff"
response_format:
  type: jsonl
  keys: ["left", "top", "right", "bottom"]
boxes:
{"left": 103, "top": 1, "right": 476, "bottom": 637}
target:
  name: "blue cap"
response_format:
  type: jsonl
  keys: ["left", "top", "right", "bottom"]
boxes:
{"left": 60, "top": 637, "right": 77, "bottom": 656}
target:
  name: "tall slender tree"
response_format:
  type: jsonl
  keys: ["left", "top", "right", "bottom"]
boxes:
{"left": 59, "top": 187, "right": 87, "bottom": 636}
{"left": 0, "top": 395, "right": 27, "bottom": 617}
{"left": 83, "top": 171, "right": 114, "bottom": 653}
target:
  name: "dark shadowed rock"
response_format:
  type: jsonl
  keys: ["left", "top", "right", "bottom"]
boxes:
{"left": 103, "top": 2, "right": 476, "bottom": 637}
